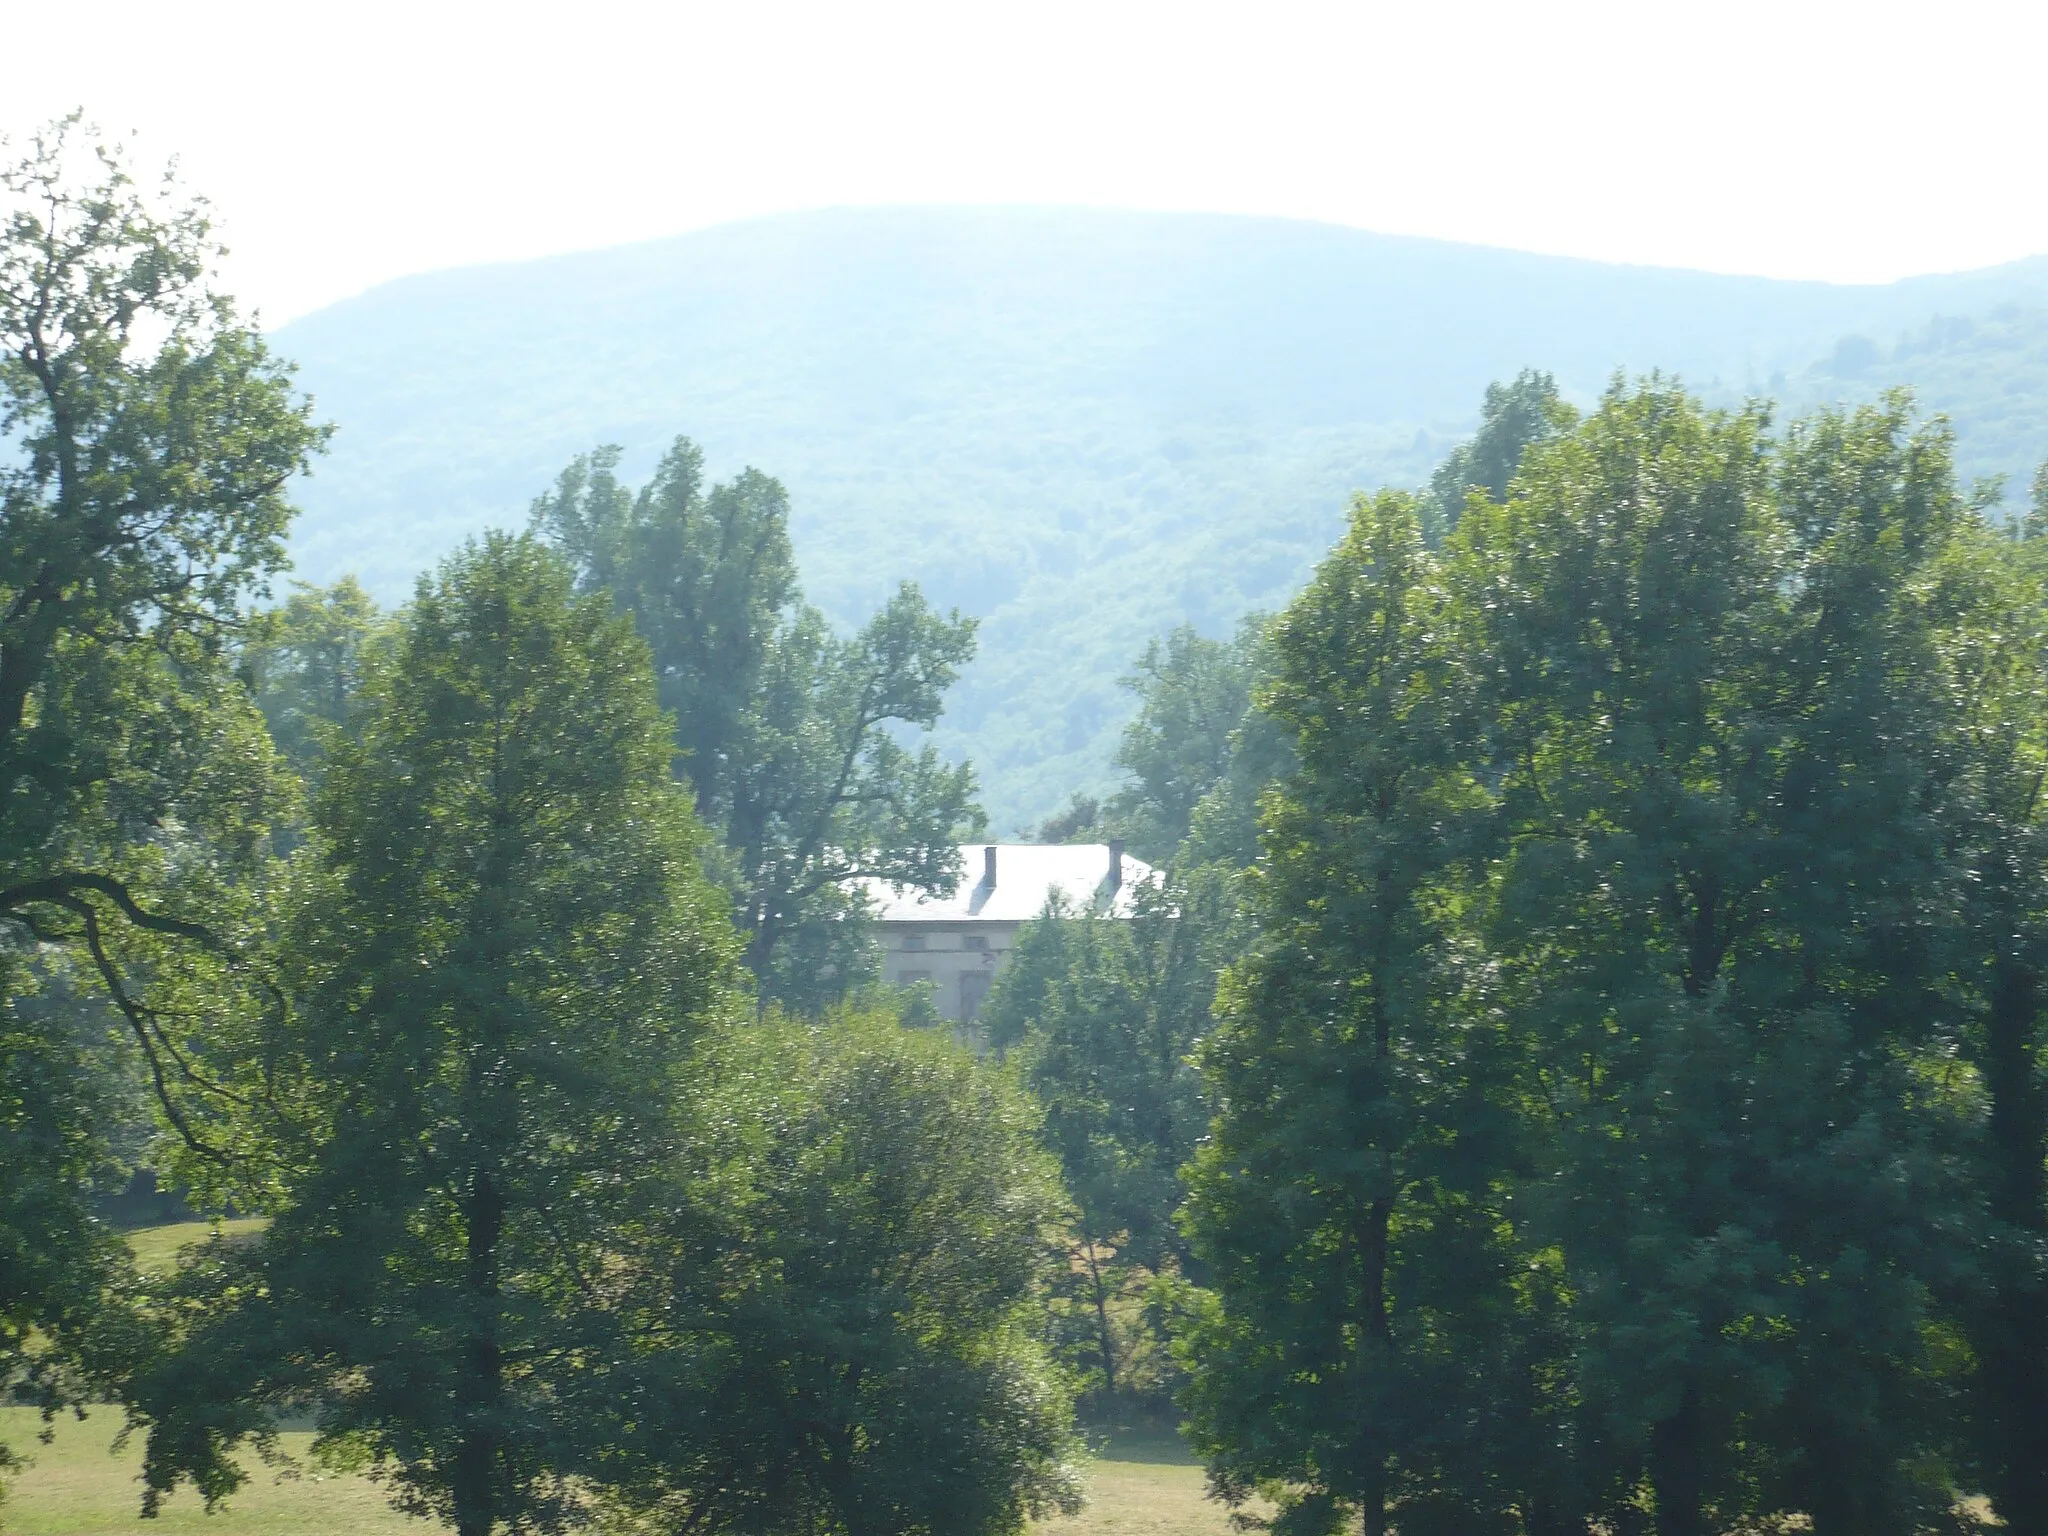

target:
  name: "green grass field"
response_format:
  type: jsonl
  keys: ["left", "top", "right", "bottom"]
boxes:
{"left": 121, "top": 1219, "right": 267, "bottom": 1276}
{"left": 0, "top": 1409, "right": 411, "bottom": 1536}
{"left": 0, "top": 1411, "right": 1236, "bottom": 1536}
{"left": 0, "top": 1225, "right": 1238, "bottom": 1535}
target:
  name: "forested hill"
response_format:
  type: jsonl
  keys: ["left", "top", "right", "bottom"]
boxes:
{"left": 272, "top": 207, "right": 2048, "bottom": 826}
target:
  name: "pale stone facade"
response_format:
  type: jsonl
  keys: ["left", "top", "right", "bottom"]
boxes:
{"left": 865, "top": 842, "right": 1156, "bottom": 1023}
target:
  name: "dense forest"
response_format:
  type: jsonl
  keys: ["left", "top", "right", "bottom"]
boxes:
{"left": 8, "top": 120, "right": 2048, "bottom": 1536}
{"left": 269, "top": 206, "right": 2048, "bottom": 826}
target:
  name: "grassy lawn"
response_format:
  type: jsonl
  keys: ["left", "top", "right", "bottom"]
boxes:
{"left": 1, "top": 1411, "right": 1235, "bottom": 1536}
{"left": 0, "top": 1408, "right": 416, "bottom": 1535}
{"left": 0, "top": 1225, "right": 1238, "bottom": 1534}
{"left": 1037, "top": 1427, "right": 1241, "bottom": 1536}
{"left": 121, "top": 1219, "right": 267, "bottom": 1276}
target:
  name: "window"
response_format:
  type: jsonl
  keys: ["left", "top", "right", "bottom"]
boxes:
{"left": 902, "top": 934, "right": 927, "bottom": 952}
{"left": 963, "top": 934, "right": 988, "bottom": 952}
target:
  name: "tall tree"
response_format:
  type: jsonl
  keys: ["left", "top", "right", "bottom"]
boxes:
{"left": 532, "top": 440, "right": 797, "bottom": 812}
{"left": 1453, "top": 384, "right": 1976, "bottom": 1535}
{"left": 1106, "top": 621, "right": 1264, "bottom": 864}
{"left": 1177, "top": 491, "right": 1536, "bottom": 1536}
{"left": 238, "top": 577, "right": 384, "bottom": 785}
{"left": 133, "top": 536, "right": 740, "bottom": 1536}
{"left": 0, "top": 115, "right": 322, "bottom": 1474}
{"left": 1946, "top": 518, "right": 2048, "bottom": 1535}
{"left": 1182, "top": 386, "right": 1993, "bottom": 1536}
{"left": 593, "top": 1007, "right": 1084, "bottom": 1536}
{"left": 989, "top": 869, "right": 1236, "bottom": 1410}
{"left": 536, "top": 439, "right": 981, "bottom": 1010}
{"left": 1421, "top": 368, "right": 1575, "bottom": 545}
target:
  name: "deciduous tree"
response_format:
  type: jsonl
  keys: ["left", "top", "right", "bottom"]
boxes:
{"left": 592, "top": 1007, "right": 1084, "bottom": 1536}
{"left": 536, "top": 440, "right": 981, "bottom": 1010}
{"left": 133, "top": 536, "right": 739, "bottom": 1536}
{"left": 0, "top": 115, "right": 321, "bottom": 1476}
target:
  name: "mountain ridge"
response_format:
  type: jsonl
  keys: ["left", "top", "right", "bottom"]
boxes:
{"left": 270, "top": 206, "right": 2048, "bottom": 825}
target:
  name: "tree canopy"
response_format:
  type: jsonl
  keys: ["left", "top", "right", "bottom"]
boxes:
{"left": 1179, "top": 380, "right": 2040, "bottom": 1536}
{"left": 0, "top": 116, "right": 322, "bottom": 1477}
{"left": 535, "top": 440, "right": 982, "bottom": 1011}
{"left": 132, "top": 535, "right": 740, "bottom": 1536}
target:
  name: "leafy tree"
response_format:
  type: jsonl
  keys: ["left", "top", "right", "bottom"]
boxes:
{"left": 1105, "top": 620, "right": 1264, "bottom": 864}
{"left": 532, "top": 441, "right": 796, "bottom": 812}
{"left": 132, "top": 535, "right": 739, "bottom": 1536}
{"left": 239, "top": 577, "right": 385, "bottom": 784}
{"left": 2022, "top": 454, "right": 2048, "bottom": 541}
{"left": 1182, "top": 387, "right": 1995, "bottom": 1536}
{"left": 1457, "top": 387, "right": 1979, "bottom": 1536}
{"left": 593, "top": 1007, "right": 1083, "bottom": 1536}
{"left": 975, "top": 890, "right": 1085, "bottom": 1058}
{"left": 1027, "top": 791, "right": 1103, "bottom": 842}
{"left": 1016, "top": 869, "right": 1236, "bottom": 1411}
{"left": 0, "top": 971, "right": 134, "bottom": 1466}
{"left": 0, "top": 115, "right": 321, "bottom": 1477}
{"left": 1421, "top": 368, "right": 1575, "bottom": 545}
{"left": 1177, "top": 491, "right": 1536, "bottom": 1536}
{"left": 535, "top": 439, "right": 982, "bottom": 1010}
{"left": 1944, "top": 518, "right": 2048, "bottom": 1533}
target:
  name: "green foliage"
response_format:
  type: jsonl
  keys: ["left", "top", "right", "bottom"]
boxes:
{"left": 1105, "top": 622, "right": 1264, "bottom": 865}
{"left": 1180, "top": 385, "right": 2005, "bottom": 1536}
{"left": 591, "top": 1007, "right": 1084, "bottom": 1536}
{"left": 1420, "top": 368, "right": 1575, "bottom": 544}
{"left": 976, "top": 890, "right": 1086, "bottom": 1059}
{"left": 1026, "top": 792, "right": 1104, "bottom": 843}
{"left": 1785, "top": 306, "right": 2048, "bottom": 521}
{"left": 537, "top": 439, "right": 984, "bottom": 1012}
{"left": 274, "top": 209, "right": 2048, "bottom": 828}
{"left": 0, "top": 116, "right": 322, "bottom": 1486}
{"left": 131, "top": 535, "right": 740, "bottom": 1536}
{"left": 2024, "top": 453, "right": 2048, "bottom": 540}
{"left": 1179, "top": 489, "right": 1525, "bottom": 1536}
{"left": 0, "top": 965, "right": 133, "bottom": 1451}
{"left": 1463, "top": 385, "right": 1978, "bottom": 1536}
{"left": 976, "top": 869, "right": 1242, "bottom": 1418}
{"left": 531, "top": 441, "right": 796, "bottom": 813}
{"left": 238, "top": 578, "right": 385, "bottom": 784}
{"left": 1033, "top": 873, "right": 1238, "bottom": 1414}
{"left": 1935, "top": 515, "right": 2048, "bottom": 1532}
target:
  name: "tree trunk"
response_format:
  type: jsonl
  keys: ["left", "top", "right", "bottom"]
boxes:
{"left": 1981, "top": 958, "right": 2048, "bottom": 1536}
{"left": 1359, "top": 931, "right": 1394, "bottom": 1536}
{"left": 1082, "top": 1237, "right": 1118, "bottom": 1399}
{"left": 1361, "top": 1479, "right": 1388, "bottom": 1536}
{"left": 1649, "top": 1385, "right": 1704, "bottom": 1536}
{"left": 452, "top": 1167, "right": 505, "bottom": 1536}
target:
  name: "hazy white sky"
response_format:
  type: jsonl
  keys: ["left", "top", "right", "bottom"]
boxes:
{"left": 9, "top": 0, "right": 2045, "bottom": 323}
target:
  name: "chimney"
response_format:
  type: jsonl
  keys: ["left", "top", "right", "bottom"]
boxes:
{"left": 1107, "top": 839, "right": 1124, "bottom": 895}
{"left": 982, "top": 844, "right": 997, "bottom": 887}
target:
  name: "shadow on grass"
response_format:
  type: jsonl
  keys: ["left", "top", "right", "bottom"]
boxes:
{"left": 1082, "top": 1421, "right": 1199, "bottom": 1466}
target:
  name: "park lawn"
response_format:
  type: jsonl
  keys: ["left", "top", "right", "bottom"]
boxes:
{"left": 0, "top": 1408, "right": 414, "bottom": 1535}
{"left": 121, "top": 1219, "right": 267, "bottom": 1276}
{"left": 7, "top": 1227, "right": 1239, "bottom": 1535}
{"left": 0, "top": 1411, "right": 1237, "bottom": 1536}
{"left": 1038, "top": 1427, "right": 1242, "bottom": 1536}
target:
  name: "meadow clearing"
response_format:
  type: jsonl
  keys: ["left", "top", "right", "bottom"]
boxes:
{"left": 0, "top": 1410, "right": 1234, "bottom": 1536}
{"left": 0, "top": 1225, "right": 1238, "bottom": 1536}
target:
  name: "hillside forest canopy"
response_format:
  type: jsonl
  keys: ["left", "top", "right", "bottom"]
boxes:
{"left": 269, "top": 203, "right": 2048, "bottom": 830}
{"left": 6, "top": 117, "right": 2048, "bottom": 1536}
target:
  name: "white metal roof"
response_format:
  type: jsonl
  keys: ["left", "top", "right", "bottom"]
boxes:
{"left": 864, "top": 843, "right": 1157, "bottom": 924}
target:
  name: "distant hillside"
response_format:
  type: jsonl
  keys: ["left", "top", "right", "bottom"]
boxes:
{"left": 1783, "top": 305, "right": 2048, "bottom": 497}
{"left": 271, "top": 208, "right": 2048, "bottom": 827}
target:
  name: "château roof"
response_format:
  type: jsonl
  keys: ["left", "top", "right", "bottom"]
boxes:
{"left": 864, "top": 843, "right": 1156, "bottom": 924}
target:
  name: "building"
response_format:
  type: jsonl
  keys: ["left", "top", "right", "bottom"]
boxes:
{"left": 866, "top": 842, "right": 1157, "bottom": 1023}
